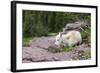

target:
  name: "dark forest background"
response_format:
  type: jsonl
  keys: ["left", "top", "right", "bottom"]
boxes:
{"left": 23, "top": 10, "right": 90, "bottom": 38}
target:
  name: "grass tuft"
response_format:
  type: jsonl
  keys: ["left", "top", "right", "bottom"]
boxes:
{"left": 23, "top": 37, "right": 32, "bottom": 46}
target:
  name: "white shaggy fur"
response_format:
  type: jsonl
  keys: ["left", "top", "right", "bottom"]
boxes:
{"left": 55, "top": 30, "right": 82, "bottom": 47}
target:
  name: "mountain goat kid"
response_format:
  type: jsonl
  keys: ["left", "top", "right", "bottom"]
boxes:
{"left": 55, "top": 30, "right": 82, "bottom": 47}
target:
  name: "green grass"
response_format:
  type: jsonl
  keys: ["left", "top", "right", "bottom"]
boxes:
{"left": 63, "top": 46, "right": 73, "bottom": 52}
{"left": 48, "top": 46, "right": 74, "bottom": 53}
{"left": 83, "top": 48, "right": 91, "bottom": 59}
{"left": 47, "top": 33, "right": 57, "bottom": 36}
{"left": 80, "top": 26, "right": 91, "bottom": 43}
{"left": 23, "top": 37, "right": 32, "bottom": 46}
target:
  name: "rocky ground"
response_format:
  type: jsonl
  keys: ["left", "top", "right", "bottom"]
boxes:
{"left": 22, "top": 36, "right": 91, "bottom": 63}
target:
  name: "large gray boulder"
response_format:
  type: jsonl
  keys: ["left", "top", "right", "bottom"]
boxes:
{"left": 62, "top": 21, "right": 88, "bottom": 33}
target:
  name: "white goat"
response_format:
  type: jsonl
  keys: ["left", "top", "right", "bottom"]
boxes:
{"left": 55, "top": 30, "right": 82, "bottom": 47}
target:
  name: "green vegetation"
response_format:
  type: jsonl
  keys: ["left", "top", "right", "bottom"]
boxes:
{"left": 48, "top": 46, "right": 74, "bottom": 53}
{"left": 23, "top": 10, "right": 91, "bottom": 46}
{"left": 23, "top": 37, "right": 32, "bottom": 46}
{"left": 82, "top": 48, "right": 91, "bottom": 59}
{"left": 63, "top": 46, "right": 73, "bottom": 52}
{"left": 81, "top": 26, "right": 91, "bottom": 43}
{"left": 47, "top": 33, "right": 57, "bottom": 36}
{"left": 23, "top": 10, "right": 90, "bottom": 37}
{"left": 76, "top": 48, "right": 91, "bottom": 60}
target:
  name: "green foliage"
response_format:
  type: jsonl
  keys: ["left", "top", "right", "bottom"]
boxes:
{"left": 48, "top": 46, "right": 74, "bottom": 53}
{"left": 47, "top": 33, "right": 57, "bottom": 36}
{"left": 83, "top": 49, "right": 91, "bottom": 59}
{"left": 81, "top": 26, "right": 91, "bottom": 43}
{"left": 63, "top": 46, "right": 73, "bottom": 52}
{"left": 77, "top": 48, "right": 91, "bottom": 60}
{"left": 84, "top": 49, "right": 91, "bottom": 58}
{"left": 23, "top": 10, "right": 91, "bottom": 38}
{"left": 33, "top": 23, "right": 49, "bottom": 36}
{"left": 22, "top": 37, "right": 32, "bottom": 46}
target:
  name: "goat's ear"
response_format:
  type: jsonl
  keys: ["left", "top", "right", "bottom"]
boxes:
{"left": 59, "top": 32, "right": 62, "bottom": 37}
{"left": 58, "top": 32, "right": 60, "bottom": 35}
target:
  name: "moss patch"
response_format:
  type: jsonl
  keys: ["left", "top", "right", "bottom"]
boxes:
{"left": 48, "top": 46, "right": 74, "bottom": 53}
